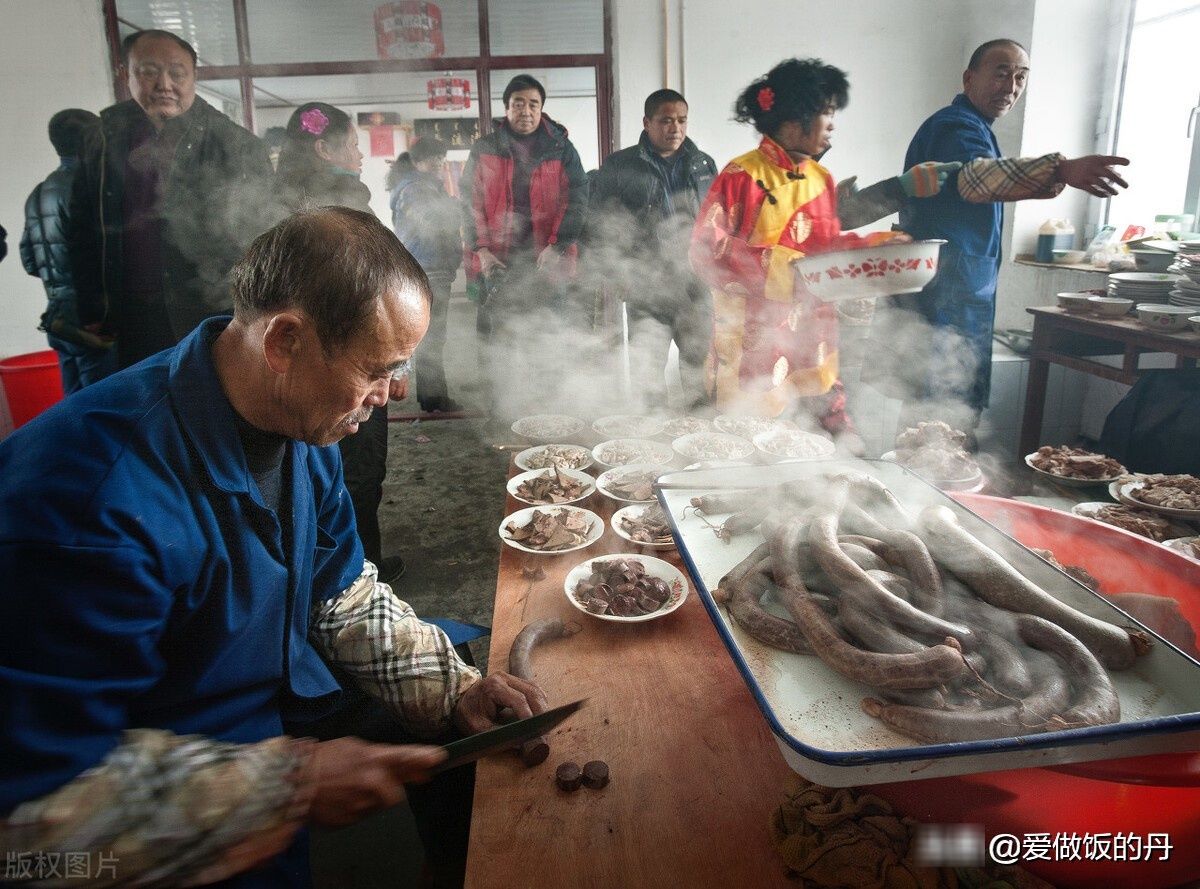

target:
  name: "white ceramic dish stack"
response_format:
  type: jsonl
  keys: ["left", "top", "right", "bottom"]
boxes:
{"left": 1107, "top": 271, "right": 1179, "bottom": 305}
{"left": 653, "top": 460, "right": 1200, "bottom": 787}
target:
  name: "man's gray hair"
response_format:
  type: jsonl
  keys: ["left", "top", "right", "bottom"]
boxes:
{"left": 232, "top": 207, "right": 430, "bottom": 352}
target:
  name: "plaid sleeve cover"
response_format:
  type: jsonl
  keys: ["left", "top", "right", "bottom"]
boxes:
{"left": 958, "top": 153, "right": 1066, "bottom": 203}
{"left": 309, "top": 562, "right": 482, "bottom": 739}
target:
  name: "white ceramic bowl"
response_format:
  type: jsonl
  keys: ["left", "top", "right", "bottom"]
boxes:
{"left": 592, "top": 414, "right": 664, "bottom": 440}
{"left": 671, "top": 431, "right": 756, "bottom": 463}
{"left": 792, "top": 239, "right": 946, "bottom": 302}
{"left": 610, "top": 504, "right": 676, "bottom": 550}
{"left": 564, "top": 553, "right": 689, "bottom": 622}
{"left": 1130, "top": 250, "right": 1175, "bottom": 272}
{"left": 1191, "top": 315, "right": 1200, "bottom": 334}
{"left": 753, "top": 428, "right": 837, "bottom": 462}
{"left": 498, "top": 505, "right": 604, "bottom": 555}
{"left": 594, "top": 463, "right": 663, "bottom": 504}
{"left": 712, "top": 414, "right": 795, "bottom": 440}
{"left": 510, "top": 414, "right": 584, "bottom": 444}
{"left": 591, "top": 438, "right": 675, "bottom": 469}
{"left": 506, "top": 467, "right": 596, "bottom": 507}
{"left": 1057, "top": 291, "right": 1093, "bottom": 313}
{"left": 1135, "top": 303, "right": 1194, "bottom": 332}
{"left": 1087, "top": 295, "right": 1134, "bottom": 317}
{"left": 659, "top": 416, "right": 713, "bottom": 438}
{"left": 1052, "top": 249, "right": 1087, "bottom": 264}
{"left": 513, "top": 444, "right": 594, "bottom": 473}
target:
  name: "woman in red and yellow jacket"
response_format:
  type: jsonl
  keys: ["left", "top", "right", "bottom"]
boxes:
{"left": 690, "top": 58, "right": 955, "bottom": 443}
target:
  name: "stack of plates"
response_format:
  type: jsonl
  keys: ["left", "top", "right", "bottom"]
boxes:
{"left": 1107, "top": 271, "right": 1180, "bottom": 304}
{"left": 1169, "top": 242, "right": 1200, "bottom": 307}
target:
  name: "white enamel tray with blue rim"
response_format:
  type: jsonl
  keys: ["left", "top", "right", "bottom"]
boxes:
{"left": 653, "top": 459, "right": 1200, "bottom": 787}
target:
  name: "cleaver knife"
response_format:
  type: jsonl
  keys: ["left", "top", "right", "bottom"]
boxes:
{"left": 432, "top": 698, "right": 585, "bottom": 773}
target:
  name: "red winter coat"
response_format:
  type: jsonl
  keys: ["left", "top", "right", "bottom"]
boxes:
{"left": 460, "top": 115, "right": 588, "bottom": 280}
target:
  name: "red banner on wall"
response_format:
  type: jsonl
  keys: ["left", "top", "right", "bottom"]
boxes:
{"left": 369, "top": 126, "right": 396, "bottom": 158}
{"left": 375, "top": 2, "right": 445, "bottom": 59}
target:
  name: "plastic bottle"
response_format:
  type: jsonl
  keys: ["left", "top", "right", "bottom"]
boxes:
{"left": 1036, "top": 219, "right": 1076, "bottom": 263}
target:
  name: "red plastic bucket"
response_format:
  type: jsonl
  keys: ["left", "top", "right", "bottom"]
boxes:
{"left": 0, "top": 350, "right": 63, "bottom": 428}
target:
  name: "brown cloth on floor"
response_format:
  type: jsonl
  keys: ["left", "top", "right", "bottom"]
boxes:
{"left": 770, "top": 775, "right": 1054, "bottom": 889}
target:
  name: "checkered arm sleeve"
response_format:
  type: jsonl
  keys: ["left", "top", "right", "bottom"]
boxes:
{"left": 309, "top": 562, "right": 482, "bottom": 739}
{"left": 0, "top": 730, "right": 314, "bottom": 887}
{"left": 958, "top": 153, "right": 1066, "bottom": 203}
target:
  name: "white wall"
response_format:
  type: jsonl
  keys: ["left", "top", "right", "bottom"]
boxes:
{"left": 0, "top": 0, "right": 114, "bottom": 359}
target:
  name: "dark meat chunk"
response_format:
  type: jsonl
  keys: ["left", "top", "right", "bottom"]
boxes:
{"left": 555, "top": 761, "right": 583, "bottom": 791}
{"left": 582, "top": 760, "right": 610, "bottom": 789}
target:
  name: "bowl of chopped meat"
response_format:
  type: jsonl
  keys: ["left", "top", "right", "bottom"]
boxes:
{"left": 611, "top": 504, "right": 676, "bottom": 550}
{"left": 499, "top": 506, "right": 604, "bottom": 555}
{"left": 595, "top": 464, "right": 663, "bottom": 504}
{"left": 507, "top": 467, "right": 595, "bottom": 507}
{"left": 514, "top": 443, "right": 593, "bottom": 473}
{"left": 592, "top": 438, "right": 675, "bottom": 470}
{"left": 564, "top": 554, "right": 688, "bottom": 622}
{"left": 1025, "top": 445, "right": 1127, "bottom": 486}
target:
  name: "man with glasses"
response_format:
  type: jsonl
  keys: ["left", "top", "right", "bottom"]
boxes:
{"left": 69, "top": 29, "right": 272, "bottom": 369}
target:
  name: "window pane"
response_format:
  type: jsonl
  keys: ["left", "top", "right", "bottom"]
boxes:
{"left": 247, "top": 0, "right": 479, "bottom": 64}
{"left": 1108, "top": 1, "right": 1200, "bottom": 227}
{"left": 252, "top": 71, "right": 480, "bottom": 218}
{"left": 115, "top": 0, "right": 240, "bottom": 66}
{"left": 491, "top": 67, "right": 598, "bottom": 170}
{"left": 488, "top": 0, "right": 603, "bottom": 56}
{"left": 195, "top": 78, "right": 244, "bottom": 122}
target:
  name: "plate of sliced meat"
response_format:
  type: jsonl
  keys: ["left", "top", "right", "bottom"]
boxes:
{"left": 1070, "top": 502, "right": 1195, "bottom": 542}
{"left": 1117, "top": 475, "right": 1200, "bottom": 520}
{"left": 1025, "top": 446, "right": 1127, "bottom": 487}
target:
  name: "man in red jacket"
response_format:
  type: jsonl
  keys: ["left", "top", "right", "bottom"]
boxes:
{"left": 460, "top": 74, "right": 589, "bottom": 416}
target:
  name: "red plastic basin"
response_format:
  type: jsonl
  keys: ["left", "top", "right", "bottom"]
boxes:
{"left": 869, "top": 494, "right": 1200, "bottom": 888}
{"left": 0, "top": 350, "right": 63, "bottom": 428}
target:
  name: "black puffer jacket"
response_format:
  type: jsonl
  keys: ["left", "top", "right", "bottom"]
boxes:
{"left": 589, "top": 133, "right": 716, "bottom": 243}
{"left": 69, "top": 97, "right": 272, "bottom": 339}
{"left": 21, "top": 161, "right": 81, "bottom": 325}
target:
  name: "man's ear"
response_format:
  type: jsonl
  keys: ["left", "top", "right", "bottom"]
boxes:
{"left": 261, "top": 312, "right": 306, "bottom": 375}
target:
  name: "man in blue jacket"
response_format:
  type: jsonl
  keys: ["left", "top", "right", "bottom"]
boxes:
{"left": 20, "top": 108, "right": 116, "bottom": 393}
{"left": 0, "top": 208, "right": 544, "bottom": 887}
{"left": 883, "top": 39, "right": 1128, "bottom": 438}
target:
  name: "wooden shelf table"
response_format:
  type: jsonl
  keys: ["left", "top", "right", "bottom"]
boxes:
{"left": 1017, "top": 306, "right": 1200, "bottom": 457}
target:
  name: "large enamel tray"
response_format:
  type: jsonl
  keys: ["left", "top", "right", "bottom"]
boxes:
{"left": 656, "top": 459, "right": 1200, "bottom": 786}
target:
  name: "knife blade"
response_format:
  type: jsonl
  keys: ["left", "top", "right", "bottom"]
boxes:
{"left": 432, "top": 699, "right": 586, "bottom": 773}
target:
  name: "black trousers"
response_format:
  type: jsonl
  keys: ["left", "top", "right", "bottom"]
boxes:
{"left": 337, "top": 406, "right": 388, "bottom": 565}
{"left": 415, "top": 270, "right": 455, "bottom": 409}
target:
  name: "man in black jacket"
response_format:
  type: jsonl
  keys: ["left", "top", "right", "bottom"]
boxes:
{"left": 69, "top": 29, "right": 271, "bottom": 368}
{"left": 21, "top": 109, "right": 115, "bottom": 394}
{"left": 589, "top": 89, "right": 717, "bottom": 408}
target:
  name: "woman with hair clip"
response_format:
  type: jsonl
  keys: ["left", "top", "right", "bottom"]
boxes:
{"left": 273, "top": 102, "right": 404, "bottom": 583}
{"left": 690, "top": 58, "right": 957, "bottom": 452}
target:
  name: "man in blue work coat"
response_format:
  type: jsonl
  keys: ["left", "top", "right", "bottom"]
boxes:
{"left": 0, "top": 207, "right": 546, "bottom": 887}
{"left": 878, "top": 39, "right": 1128, "bottom": 440}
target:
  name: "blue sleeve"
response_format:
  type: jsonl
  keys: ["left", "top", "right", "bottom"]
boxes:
{"left": 309, "top": 447, "right": 366, "bottom": 605}
{"left": 0, "top": 538, "right": 172, "bottom": 812}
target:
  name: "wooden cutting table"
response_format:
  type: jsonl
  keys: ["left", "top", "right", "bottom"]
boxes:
{"left": 464, "top": 479, "right": 796, "bottom": 889}
{"left": 1017, "top": 306, "right": 1200, "bottom": 457}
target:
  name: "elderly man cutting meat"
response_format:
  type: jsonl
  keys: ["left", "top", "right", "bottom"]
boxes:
{"left": 0, "top": 208, "right": 545, "bottom": 887}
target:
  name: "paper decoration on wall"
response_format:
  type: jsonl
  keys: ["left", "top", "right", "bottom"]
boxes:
{"left": 369, "top": 126, "right": 396, "bottom": 157}
{"left": 427, "top": 77, "right": 471, "bottom": 111}
{"left": 375, "top": 2, "right": 444, "bottom": 59}
{"left": 414, "top": 117, "right": 479, "bottom": 149}
{"left": 358, "top": 111, "right": 403, "bottom": 127}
